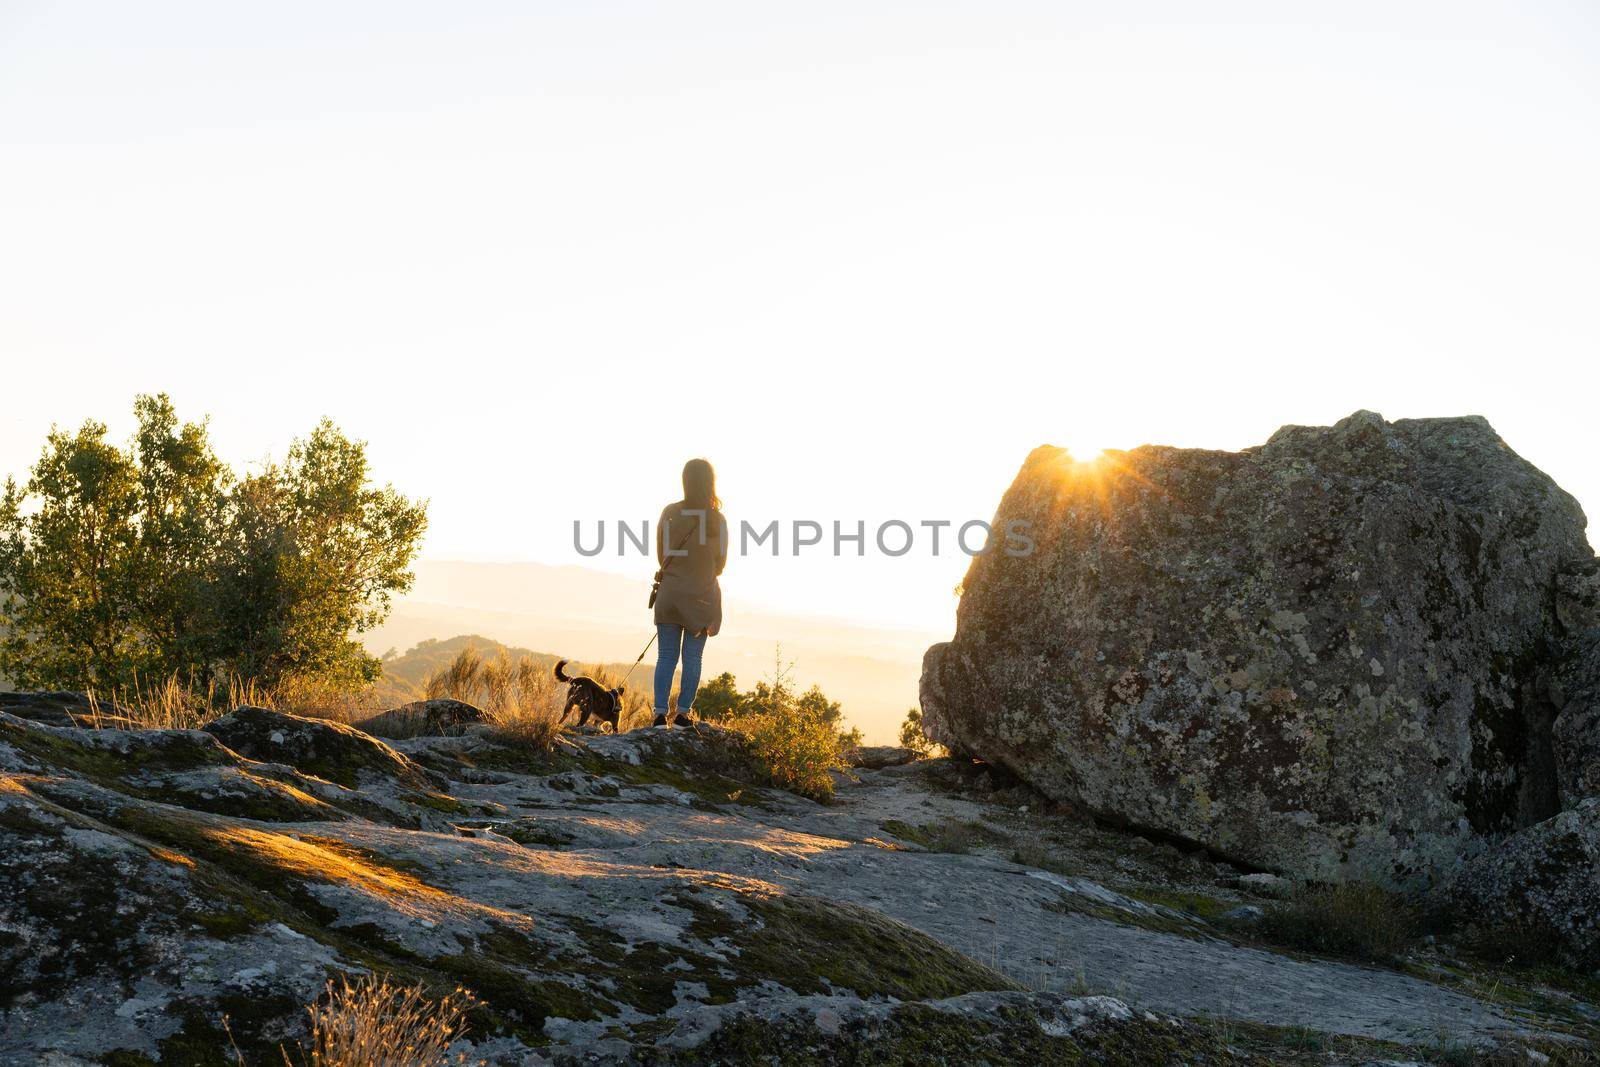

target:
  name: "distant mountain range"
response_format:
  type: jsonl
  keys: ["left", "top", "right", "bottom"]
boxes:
{"left": 363, "top": 560, "right": 947, "bottom": 743}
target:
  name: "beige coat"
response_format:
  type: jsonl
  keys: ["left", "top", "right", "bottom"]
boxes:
{"left": 653, "top": 502, "right": 728, "bottom": 636}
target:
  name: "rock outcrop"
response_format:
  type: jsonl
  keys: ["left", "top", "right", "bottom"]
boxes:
{"left": 1445, "top": 796, "right": 1600, "bottom": 967}
{"left": 921, "top": 411, "right": 1595, "bottom": 887}
{"left": 0, "top": 704, "right": 1576, "bottom": 1062}
{"left": 356, "top": 697, "right": 484, "bottom": 738}
{"left": 203, "top": 705, "right": 439, "bottom": 791}
{"left": 1553, "top": 632, "right": 1600, "bottom": 807}
{"left": 0, "top": 691, "right": 96, "bottom": 728}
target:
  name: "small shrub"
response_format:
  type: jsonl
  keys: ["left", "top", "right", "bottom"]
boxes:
{"left": 691, "top": 672, "right": 744, "bottom": 722}
{"left": 697, "top": 652, "right": 856, "bottom": 802}
{"left": 1258, "top": 882, "right": 1416, "bottom": 962}
{"left": 736, "top": 705, "right": 847, "bottom": 802}
{"left": 290, "top": 974, "right": 477, "bottom": 1067}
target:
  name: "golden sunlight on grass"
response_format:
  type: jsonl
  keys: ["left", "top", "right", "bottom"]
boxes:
{"left": 293, "top": 974, "right": 478, "bottom": 1067}
{"left": 202, "top": 826, "right": 444, "bottom": 901}
{"left": 198, "top": 824, "right": 538, "bottom": 933}
{"left": 424, "top": 646, "right": 572, "bottom": 749}
{"left": 72, "top": 673, "right": 384, "bottom": 731}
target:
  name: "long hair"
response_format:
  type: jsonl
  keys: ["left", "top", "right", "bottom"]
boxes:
{"left": 682, "top": 458, "right": 720, "bottom": 512}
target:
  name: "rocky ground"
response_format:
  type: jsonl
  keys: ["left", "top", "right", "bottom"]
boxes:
{"left": 2, "top": 703, "right": 1596, "bottom": 1064}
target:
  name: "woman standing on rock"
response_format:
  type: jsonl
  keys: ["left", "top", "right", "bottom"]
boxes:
{"left": 651, "top": 458, "right": 727, "bottom": 727}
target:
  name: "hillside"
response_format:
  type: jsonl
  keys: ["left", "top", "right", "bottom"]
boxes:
{"left": 374, "top": 635, "right": 651, "bottom": 707}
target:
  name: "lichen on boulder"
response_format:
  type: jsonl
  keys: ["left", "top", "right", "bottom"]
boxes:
{"left": 1553, "top": 629, "right": 1600, "bottom": 807}
{"left": 921, "top": 411, "right": 1596, "bottom": 887}
{"left": 1444, "top": 796, "right": 1600, "bottom": 966}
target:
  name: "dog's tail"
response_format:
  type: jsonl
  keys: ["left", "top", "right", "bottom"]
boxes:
{"left": 554, "top": 659, "right": 573, "bottom": 682}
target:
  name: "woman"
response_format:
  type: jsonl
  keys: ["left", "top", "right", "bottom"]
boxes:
{"left": 652, "top": 458, "right": 727, "bottom": 727}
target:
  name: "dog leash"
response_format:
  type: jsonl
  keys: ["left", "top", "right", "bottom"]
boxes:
{"left": 619, "top": 631, "right": 657, "bottom": 692}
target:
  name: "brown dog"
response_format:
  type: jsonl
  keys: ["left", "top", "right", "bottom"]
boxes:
{"left": 554, "top": 660, "right": 622, "bottom": 733}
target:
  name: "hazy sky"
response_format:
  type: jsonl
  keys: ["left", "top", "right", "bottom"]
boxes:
{"left": 3, "top": 2, "right": 1597, "bottom": 632}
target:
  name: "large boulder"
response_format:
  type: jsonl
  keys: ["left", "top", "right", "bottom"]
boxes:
{"left": 1444, "top": 796, "right": 1600, "bottom": 967}
{"left": 1553, "top": 629, "right": 1600, "bottom": 807}
{"left": 202, "top": 705, "right": 438, "bottom": 791}
{"left": 921, "top": 411, "right": 1595, "bottom": 887}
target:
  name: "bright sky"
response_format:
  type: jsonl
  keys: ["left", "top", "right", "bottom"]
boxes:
{"left": 2, "top": 2, "right": 1597, "bottom": 632}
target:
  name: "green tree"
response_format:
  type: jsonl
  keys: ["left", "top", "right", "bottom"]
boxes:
{"left": 899, "top": 706, "right": 933, "bottom": 756}
{"left": 0, "top": 396, "right": 426, "bottom": 694}
{"left": 0, "top": 419, "right": 146, "bottom": 689}
{"left": 127, "top": 395, "right": 230, "bottom": 678}
{"left": 208, "top": 419, "right": 428, "bottom": 690}
{"left": 692, "top": 671, "right": 745, "bottom": 722}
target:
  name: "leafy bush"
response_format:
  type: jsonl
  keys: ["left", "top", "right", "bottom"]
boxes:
{"left": 737, "top": 703, "right": 847, "bottom": 802}
{"left": 1257, "top": 882, "right": 1416, "bottom": 962}
{"left": 0, "top": 394, "right": 425, "bottom": 695}
{"left": 712, "top": 656, "right": 852, "bottom": 801}
{"left": 692, "top": 672, "right": 745, "bottom": 722}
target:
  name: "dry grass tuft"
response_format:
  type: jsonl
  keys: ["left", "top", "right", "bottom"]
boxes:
{"left": 291, "top": 974, "right": 478, "bottom": 1066}
{"left": 422, "top": 647, "right": 570, "bottom": 751}
{"left": 75, "top": 672, "right": 382, "bottom": 731}
{"left": 1258, "top": 882, "right": 1416, "bottom": 962}
{"left": 270, "top": 675, "right": 384, "bottom": 725}
{"left": 424, "top": 646, "right": 485, "bottom": 702}
{"left": 81, "top": 674, "right": 210, "bottom": 730}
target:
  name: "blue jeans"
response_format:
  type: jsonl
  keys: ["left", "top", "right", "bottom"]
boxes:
{"left": 654, "top": 624, "right": 708, "bottom": 713}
